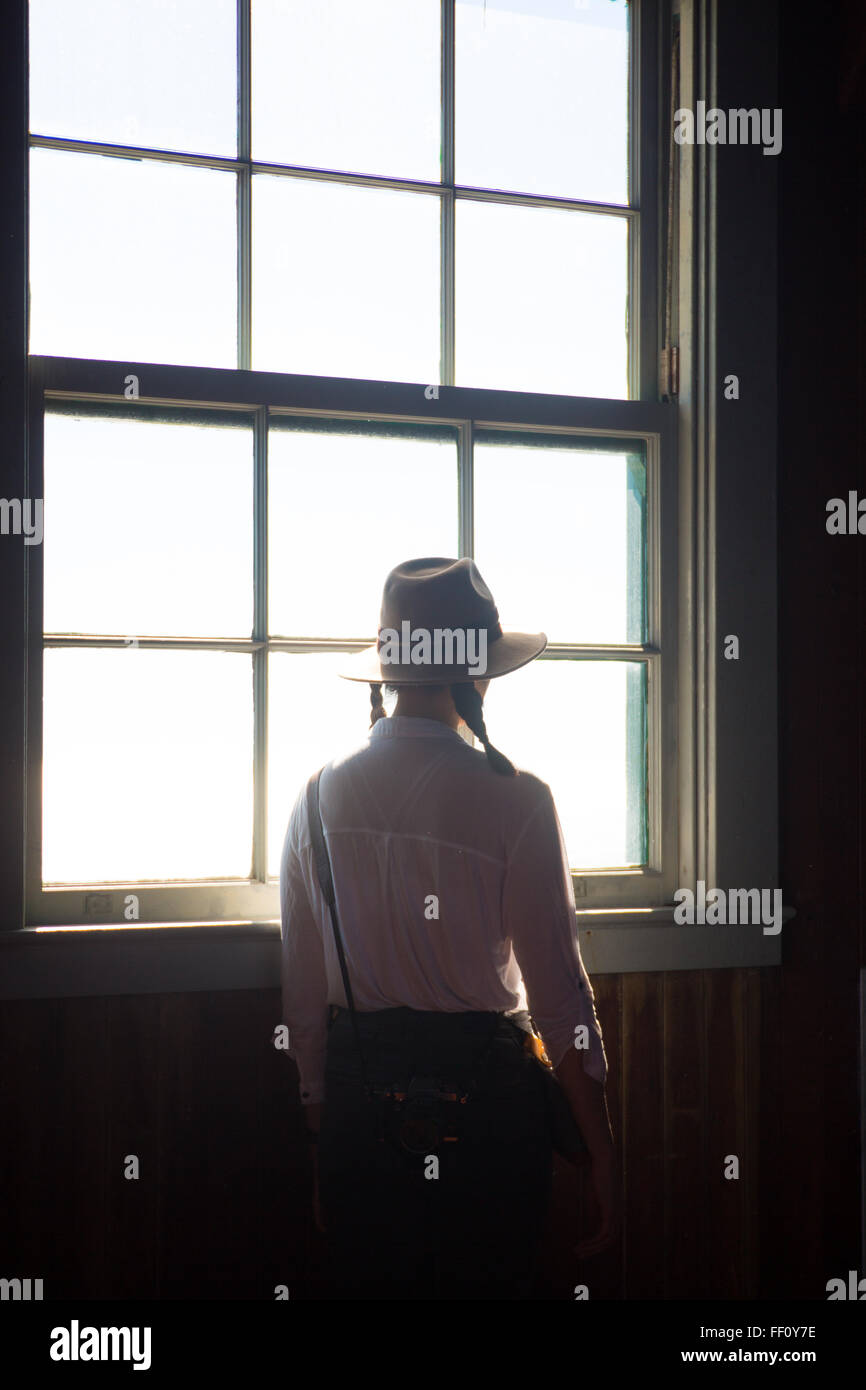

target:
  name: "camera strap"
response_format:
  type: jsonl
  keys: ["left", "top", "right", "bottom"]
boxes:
{"left": 307, "top": 767, "right": 372, "bottom": 1100}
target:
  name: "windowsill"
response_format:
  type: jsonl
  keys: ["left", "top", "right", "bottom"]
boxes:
{"left": 0, "top": 907, "right": 791, "bottom": 999}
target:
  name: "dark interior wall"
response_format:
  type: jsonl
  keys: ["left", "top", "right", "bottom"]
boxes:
{"left": 1, "top": 2, "right": 864, "bottom": 1301}
{"left": 761, "top": 0, "right": 865, "bottom": 1296}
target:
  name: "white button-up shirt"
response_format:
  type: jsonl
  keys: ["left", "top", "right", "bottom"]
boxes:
{"left": 279, "top": 714, "right": 607, "bottom": 1105}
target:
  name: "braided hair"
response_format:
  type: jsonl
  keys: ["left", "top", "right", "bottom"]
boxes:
{"left": 369, "top": 682, "right": 386, "bottom": 726}
{"left": 450, "top": 682, "right": 517, "bottom": 777}
{"left": 368, "top": 680, "right": 516, "bottom": 777}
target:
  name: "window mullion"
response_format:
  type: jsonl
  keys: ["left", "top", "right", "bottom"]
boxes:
{"left": 237, "top": 0, "right": 252, "bottom": 371}
{"left": 458, "top": 418, "right": 472, "bottom": 557}
{"left": 441, "top": 192, "right": 454, "bottom": 386}
{"left": 441, "top": 0, "right": 455, "bottom": 385}
{"left": 628, "top": 0, "right": 640, "bottom": 401}
{"left": 252, "top": 405, "right": 268, "bottom": 882}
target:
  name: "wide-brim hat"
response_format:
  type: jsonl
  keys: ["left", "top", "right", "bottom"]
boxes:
{"left": 338, "top": 556, "right": 547, "bottom": 684}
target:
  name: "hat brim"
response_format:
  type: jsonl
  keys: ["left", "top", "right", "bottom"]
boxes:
{"left": 337, "top": 631, "right": 548, "bottom": 684}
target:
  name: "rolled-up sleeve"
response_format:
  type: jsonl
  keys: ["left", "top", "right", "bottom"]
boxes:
{"left": 503, "top": 783, "right": 608, "bottom": 1085}
{"left": 279, "top": 782, "right": 329, "bottom": 1106}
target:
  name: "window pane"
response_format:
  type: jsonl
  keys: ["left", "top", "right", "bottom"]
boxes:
{"left": 268, "top": 420, "right": 458, "bottom": 636}
{"left": 253, "top": 176, "right": 439, "bottom": 382}
{"left": 43, "top": 408, "right": 253, "bottom": 638}
{"left": 42, "top": 650, "right": 254, "bottom": 883}
{"left": 456, "top": 200, "right": 628, "bottom": 397}
{"left": 269, "top": 652, "right": 372, "bottom": 875}
{"left": 29, "top": 0, "right": 237, "bottom": 156}
{"left": 252, "top": 0, "right": 440, "bottom": 179}
{"left": 484, "top": 658, "right": 647, "bottom": 868}
{"left": 29, "top": 149, "right": 237, "bottom": 367}
{"left": 456, "top": 0, "right": 629, "bottom": 203}
{"left": 474, "top": 434, "right": 646, "bottom": 643}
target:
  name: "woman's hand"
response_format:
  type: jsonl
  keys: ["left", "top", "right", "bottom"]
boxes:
{"left": 552, "top": 1049, "right": 622, "bottom": 1258}
{"left": 304, "top": 1103, "right": 326, "bottom": 1234}
{"left": 574, "top": 1142, "right": 621, "bottom": 1258}
{"left": 310, "top": 1149, "right": 326, "bottom": 1234}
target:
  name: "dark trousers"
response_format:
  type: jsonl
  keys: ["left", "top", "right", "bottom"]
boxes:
{"left": 316, "top": 1006, "right": 553, "bottom": 1300}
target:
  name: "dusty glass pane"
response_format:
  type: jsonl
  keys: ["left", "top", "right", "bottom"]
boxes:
{"left": 268, "top": 420, "right": 458, "bottom": 636}
{"left": 29, "top": 0, "right": 237, "bottom": 155}
{"left": 253, "top": 175, "right": 439, "bottom": 382}
{"left": 253, "top": 0, "right": 440, "bottom": 179}
{"left": 473, "top": 434, "right": 646, "bottom": 644}
{"left": 268, "top": 652, "right": 373, "bottom": 876}
{"left": 456, "top": 199, "right": 628, "bottom": 397}
{"left": 43, "top": 408, "right": 253, "bottom": 638}
{"left": 29, "top": 149, "right": 237, "bottom": 367}
{"left": 482, "top": 658, "right": 647, "bottom": 868}
{"left": 456, "top": 0, "right": 628, "bottom": 203}
{"left": 42, "top": 649, "right": 254, "bottom": 883}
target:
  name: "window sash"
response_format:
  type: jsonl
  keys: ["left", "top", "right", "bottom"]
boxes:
{"left": 27, "top": 0, "right": 656, "bottom": 397}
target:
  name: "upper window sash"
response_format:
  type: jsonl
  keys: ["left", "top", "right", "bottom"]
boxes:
{"left": 26, "top": 0, "right": 659, "bottom": 402}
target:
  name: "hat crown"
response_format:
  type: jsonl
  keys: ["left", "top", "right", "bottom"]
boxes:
{"left": 336, "top": 555, "right": 546, "bottom": 684}
{"left": 379, "top": 557, "right": 501, "bottom": 636}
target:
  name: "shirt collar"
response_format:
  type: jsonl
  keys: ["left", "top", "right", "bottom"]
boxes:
{"left": 369, "top": 715, "right": 466, "bottom": 743}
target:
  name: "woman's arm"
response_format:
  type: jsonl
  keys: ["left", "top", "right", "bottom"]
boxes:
{"left": 504, "top": 783, "right": 609, "bottom": 1087}
{"left": 554, "top": 1045, "right": 621, "bottom": 1257}
{"left": 279, "top": 782, "right": 330, "bottom": 1111}
{"left": 554, "top": 1045, "right": 614, "bottom": 1156}
{"left": 304, "top": 1101, "right": 323, "bottom": 1133}
{"left": 503, "top": 780, "right": 620, "bottom": 1253}
{"left": 280, "top": 785, "right": 330, "bottom": 1234}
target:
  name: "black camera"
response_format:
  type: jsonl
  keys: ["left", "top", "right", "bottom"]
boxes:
{"left": 379, "top": 1075, "right": 466, "bottom": 1159}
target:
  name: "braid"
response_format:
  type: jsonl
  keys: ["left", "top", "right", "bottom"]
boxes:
{"left": 451, "top": 682, "right": 517, "bottom": 777}
{"left": 369, "top": 682, "right": 386, "bottom": 727}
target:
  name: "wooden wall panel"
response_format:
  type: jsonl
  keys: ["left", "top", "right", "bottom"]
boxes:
{"left": 1, "top": 970, "right": 774, "bottom": 1301}
{"left": 0, "top": 1000, "right": 64, "bottom": 1290}
{"left": 663, "top": 971, "right": 703, "bottom": 1297}
{"left": 0, "top": 990, "right": 315, "bottom": 1301}
{"left": 52, "top": 998, "right": 109, "bottom": 1298}
{"left": 104, "top": 994, "right": 159, "bottom": 1299}
{"left": 621, "top": 973, "right": 664, "bottom": 1298}
{"left": 582, "top": 972, "right": 624, "bottom": 1299}
{"left": 703, "top": 969, "right": 746, "bottom": 1299}
{"left": 741, "top": 969, "right": 762, "bottom": 1298}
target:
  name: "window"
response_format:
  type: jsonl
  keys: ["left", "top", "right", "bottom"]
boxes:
{"left": 25, "top": 0, "right": 673, "bottom": 929}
